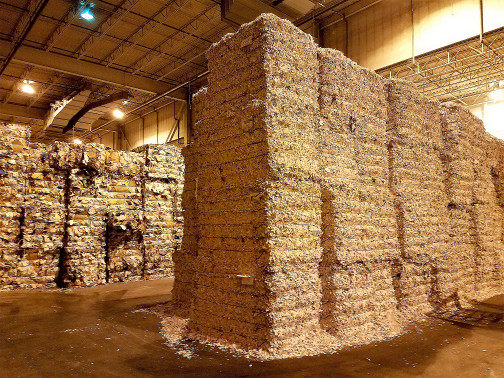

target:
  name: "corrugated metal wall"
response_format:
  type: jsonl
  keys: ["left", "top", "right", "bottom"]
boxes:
{"left": 91, "top": 128, "right": 116, "bottom": 149}
{"left": 91, "top": 101, "right": 187, "bottom": 150}
{"left": 123, "top": 101, "right": 187, "bottom": 150}
{"left": 322, "top": 0, "right": 504, "bottom": 70}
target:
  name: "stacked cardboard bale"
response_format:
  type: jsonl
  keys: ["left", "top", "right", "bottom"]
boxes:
{"left": 386, "top": 81, "right": 458, "bottom": 319}
{"left": 134, "top": 144, "right": 184, "bottom": 280}
{"left": 488, "top": 136, "right": 504, "bottom": 285}
{"left": 488, "top": 134, "right": 504, "bottom": 213}
{"left": 260, "top": 17, "right": 327, "bottom": 355}
{"left": 0, "top": 125, "right": 185, "bottom": 289}
{"left": 172, "top": 91, "right": 205, "bottom": 310}
{"left": 50, "top": 142, "right": 108, "bottom": 287}
{"left": 438, "top": 104, "right": 480, "bottom": 302}
{"left": 0, "top": 123, "right": 29, "bottom": 288}
{"left": 105, "top": 149, "right": 144, "bottom": 283}
{"left": 441, "top": 104, "right": 504, "bottom": 301}
{"left": 317, "top": 48, "right": 401, "bottom": 343}
{"left": 481, "top": 134, "right": 504, "bottom": 295}
{"left": 185, "top": 20, "right": 273, "bottom": 350}
{"left": 467, "top": 126, "right": 504, "bottom": 299}
{"left": 178, "top": 14, "right": 335, "bottom": 356}
{"left": 175, "top": 13, "right": 504, "bottom": 359}
{"left": 105, "top": 211, "right": 143, "bottom": 282}
{"left": 20, "top": 143, "right": 65, "bottom": 287}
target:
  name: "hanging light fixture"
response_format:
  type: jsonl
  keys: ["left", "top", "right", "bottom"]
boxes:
{"left": 73, "top": 138, "right": 83, "bottom": 144}
{"left": 20, "top": 80, "right": 35, "bottom": 94}
{"left": 113, "top": 108, "right": 124, "bottom": 118}
{"left": 80, "top": 2, "right": 94, "bottom": 21}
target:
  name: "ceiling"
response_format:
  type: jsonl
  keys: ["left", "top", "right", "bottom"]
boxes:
{"left": 375, "top": 24, "right": 504, "bottom": 109}
{"left": 2, "top": 0, "right": 501, "bottom": 145}
{"left": 2, "top": 0, "right": 365, "bottom": 144}
{"left": 0, "top": 0, "right": 233, "bottom": 143}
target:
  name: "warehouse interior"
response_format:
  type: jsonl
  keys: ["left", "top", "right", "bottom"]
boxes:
{"left": 1, "top": 0, "right": 504, "bottom": 376}
{"left": 1, "top": 0, "right": 504, "bottom": 144}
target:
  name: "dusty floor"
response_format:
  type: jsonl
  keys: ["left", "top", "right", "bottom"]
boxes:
{"left": 0, "top": 279, "right": 502, "bottom": 377}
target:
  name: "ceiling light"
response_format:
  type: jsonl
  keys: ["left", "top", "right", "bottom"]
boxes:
{"left": 80, "top": 4, "right": 94, "bottom": 20}
{"left": 20, "top": 80, "right": 35, "bottom": 94}
{"left": 113, "top": 109, "right": 124, "bottom": 118}
{"left": 73, "top": 138, "right": 83, "bottom": 144}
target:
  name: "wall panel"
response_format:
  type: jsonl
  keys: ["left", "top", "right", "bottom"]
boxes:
{"left": 119, "top": 101, "right": 187, "bottom": 151}
{"left": 322, "top": 0, "right": 503, "bottom": 70}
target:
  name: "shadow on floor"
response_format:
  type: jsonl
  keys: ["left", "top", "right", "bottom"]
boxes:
{"left": 0, "top": 279, "right": 503, "bottom": 377}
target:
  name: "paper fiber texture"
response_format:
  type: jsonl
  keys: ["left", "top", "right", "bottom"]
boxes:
{"left": 0, "top": 124, "right": 184, "bottom": 289}
{"left": 171, "top": 13, "right": 504, "bottom": 359}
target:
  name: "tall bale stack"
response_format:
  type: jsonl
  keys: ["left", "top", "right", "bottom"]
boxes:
{"left": 134, "top": 144, "right": 184, "bottom": 280}
{"left": 386, "top": 81, "right": 456, "bottom": 319}
{"left": 488, "top": 135, "right": 504, "bottom": 217}
{"left": 176, "top": 14, "right": 332, "bottom": 356}
{"left": 0, "top": 124, "right": 29, "bottom": 288}
{"left": 470, "top": 132, "right": 504, "bottom": 298}
{"left": 439, "top": 104, "right": 480, "bottom": 300}
{"left": 172, "top": 91, "right": 205, "bottom": 310}
{"left": 105, "top": 149, "right": 144, "bottom": 283}
{"left": 185, "top": 19, "right": 272, "bottom": 350}
{"left": 441, "top": 104, "right": 504, "bottom": 300}
{"left": 51, "top": 142, "right": 108, "bottom": 287}
{"left": 483, "top": 134, "right": 504, "bottom": 290}
{"left": 260, "top": 17, "right": 325, "bottom": 355}
{"left": 20, "top": 143, "right": 65, "bottom": 287}
{"left": 418, "top": 101, "right": 461, "bottom": 308}
{"left": 488, "top": 136, "right": 504, "bottom": 281}
{"left": 178, "top": 12, "right": 504, "bottom": 359}
{"left": 1, "top": 129, "right": 185, "bottom": 290}
{"left": 317, "top": 49, "right": 400, "bottom": 344}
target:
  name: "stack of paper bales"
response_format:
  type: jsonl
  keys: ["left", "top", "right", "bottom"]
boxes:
{"left": 0, "top": 124, "right": 29, "bottom": 288}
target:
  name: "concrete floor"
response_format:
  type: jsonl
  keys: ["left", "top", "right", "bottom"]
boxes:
{"left": 0, "top": 279, "right": 502, "bottom": 377}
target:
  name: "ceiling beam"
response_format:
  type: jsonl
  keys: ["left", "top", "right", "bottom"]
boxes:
{"left": 0, "top": 0, "right": 50, "bottom": 76}
{"left": 0, "top": 103, "right": 45, "bottom": 120}
{"left": 294, "top": 0, "right": 349, "bottom": 26}
{"left": 0, "top": 44, "right": 175, "bottom": 95}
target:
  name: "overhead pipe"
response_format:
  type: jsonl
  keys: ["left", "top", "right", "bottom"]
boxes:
{"left": 479, "top": 0, "right": 484, "bottom": 44}
{"left": 319, "top": 0, "right": 383, "bottom": 31}
{"left": 79, "top": 70, "right": 208, "bottom": 140}
{"left": 331, "top": 10, "right": 349, "bottom": 56}
{"left": 62, "top": 90, "right": 130, "bottom": 134}
{"left": 294, "top": 0, "right": 349, "bottom": 27}
{"left": 411, "top": 0, "right": 415, "bottom": 64}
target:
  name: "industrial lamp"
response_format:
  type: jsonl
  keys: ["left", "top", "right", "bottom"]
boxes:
{"left": 20, "top": 80, "right": 35, "bottom": 94}
{"left": 80, "top": 2, "right": 94, "bottom": 21}
{"left": 113, "top": 108, "right": 124, "bottom": 118}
